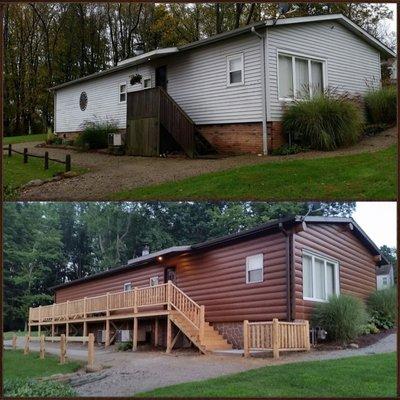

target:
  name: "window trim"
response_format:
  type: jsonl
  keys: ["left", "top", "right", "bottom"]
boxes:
{"left": 226, "top": 53, "right": 245, "bottom": 87}
{"left": 149, "top": 276, "right": 159, "bottom": 287}
{"left": 302, "top": 250, "right": 340, "bottom": 302}
{"left": 119, "top": 82, "right": 127, "bottom": 103}
{"left": 245, "top": 253, "right": 264, "bottom": 284}
{"left": 142, "top": 76, "right": 152, "bottom": 90}
{"left": 123, "top": 282, "right": 132, "bottom": 292}
{"left": 276, "top": 49, "right": 328, "bottom": 102}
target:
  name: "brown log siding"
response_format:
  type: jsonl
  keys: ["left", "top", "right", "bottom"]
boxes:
{"left": 293, "top": 224, "right": 377, "bottom": 321}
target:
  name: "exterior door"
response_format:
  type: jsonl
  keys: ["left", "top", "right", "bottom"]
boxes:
{"left": 164, "top": 266, "right": 176, "bottom": 284}
{"left": 156, "top": 65, "right": 167, "bottom": 90}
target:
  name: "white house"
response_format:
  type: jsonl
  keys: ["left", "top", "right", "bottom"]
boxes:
{"left": 50, "top": 14, "right": 395, "bottom": 156}
{"left": 376, "top": 264, "right": 395, "bottom": 290}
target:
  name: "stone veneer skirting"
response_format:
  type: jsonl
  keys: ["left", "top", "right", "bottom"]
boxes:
{"left": 212, "top": 322, "right": 244, "bottom": 349}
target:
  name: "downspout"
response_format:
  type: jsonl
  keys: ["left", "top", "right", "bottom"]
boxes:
{"left": 251, "top": 26, "right": 268, "bottom": 155}
{"left": 279, "top": 223, "right": 294, "bottom": 321}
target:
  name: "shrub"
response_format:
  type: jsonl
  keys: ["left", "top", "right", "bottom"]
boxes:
{"left": 271, "top": 143, "right": 310, "bottom": 156}
{"left": 367, "top": 287, "right": 397, "bottom": 330}
{"left": 116, "top": 341, "right": 132, "bottom": 351}
{"left": 312, "top": 294, "right": 367, "bottom": 344}
{"left": 282, "top": 93, "right": 364, "bottom": 151}
{"left": 364, "top": 86, "right": 397, "bottom": 125}
{"left": 75, "top": 119, "right": 118, "bottom": 150}
{"left": 4, "top": 378, "right": 76, "bottom": 397}
{"left": 361, "top": 323, "right": 380, "bottom": 335}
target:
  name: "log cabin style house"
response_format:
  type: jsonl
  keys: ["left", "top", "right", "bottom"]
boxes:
{"left": 50, "top": 14, "right": 395, "bottom": 157}
{"left": 28, "top": 216, "right": 386, "bottom": 352}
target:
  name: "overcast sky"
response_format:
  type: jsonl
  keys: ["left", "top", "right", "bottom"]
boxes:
{"left": 352, "top": 202, "right": 397, "bottom": 248}
{"left": 384, "top": 3, "right": 397, "bottom": 32}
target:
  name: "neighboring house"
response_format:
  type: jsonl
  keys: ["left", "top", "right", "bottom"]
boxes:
{"left": 50, "top": 14, "right": 395, "bottom": 156}
{"left": 28, "top": 216, "right": 386, "bottom": 350}
{"left": 376, "top": 264, "right": 394, "bottom": 289}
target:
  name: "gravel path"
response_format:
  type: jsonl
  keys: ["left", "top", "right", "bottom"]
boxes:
{"left": 4, "top": 333, "right": 396, "bottom": 397}
{"left": 14, "top": 126, "right": 396, "bottom": 201}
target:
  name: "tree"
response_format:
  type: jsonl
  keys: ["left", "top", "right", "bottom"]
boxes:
{"left": 379, "top": 245, "right": 397, "bottom": 283}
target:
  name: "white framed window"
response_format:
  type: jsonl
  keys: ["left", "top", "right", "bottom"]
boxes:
{"left": 246, "top": 254, "right": 264, "bottom": 283}
{"left": 123, "top": 282, "right": 132, "bottom": 292}
{"left": 382, "top": 277, "right": 388, "bottom": 286}
{"left": 119, "top": 82, "right": 127, "bottom": 103}
{"left": 149, "top": 276, "right": 159, "bottom": 287}
{"left": 227, "top": 53, "right": 244, "bottom": 86}
{"left": 278, "top": 51, "right": 326, "bottom": 100}
{"left": 302, "top": 251, "right": 339, "bottom": 302}
{"left": 143, "top": 77, "right": 152, "bottom": 89}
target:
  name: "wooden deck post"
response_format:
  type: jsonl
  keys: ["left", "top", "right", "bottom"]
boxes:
{"left": 167, "top": 280, "right": 172, "bottom": 311}
{"left": 24, "top": 335, "right": 30, "bottom": 354}
{"left": 51, "top": 324, "right": 55, "bottom": 342}
{"left": 199, "top": 305, "right": 205, "bottom": 344}
{"left": 40, "top": 334, "right": 45, "bottom": 359}
{"left": 83, "top": 322, "right": 88, "bottom": 344}
{"left": 132, "top": 317, "right": 138, "bottom": 351}
{"left": 66, "top": 300, "right": 69, "bottom": 320}
{"left": 105, "top": 319, "right": 110, "bottom": 348}
{"left": 83, "top": 297, "right": 87, "bottom": 319}
{"left": 304, "top": 320, "right": 311, "bottom": 351}
{"left": 134, "top": 287, "right": 138, "bottom": 314}
{"left": 272, "top": 318, "right": 280, "bottom": 359}
{"left": 60, "top": 334, "right": 66, "bottom": 364}
{"left": 243, "top": 320, "right": 249, "bottom": 358}
{"left": 38, "top": 305, "right": 42, "bottom": 324}
{"left": 166, "top": 315, "right": 172, "bottom": 353}
{"left": 88, "top": 333, "right": 94, "bottom": 369}
{"left": 12, "top": 334, "right": 17, "bottom": 350}
{"left": 28, "top": 324, "right": 31, "bottom": 337}
{"left": 154, "top": 318, "right": 159, "bottom": 347}
{"left": 38, "top": 324, "right": 41, "bottom": 337}
{"left": 66, "top": 322, "right": 69, "bottom": 340}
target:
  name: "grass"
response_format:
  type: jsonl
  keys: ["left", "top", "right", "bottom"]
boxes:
{"left": 112, "top": 145, "right": 396, "bottom": 201}
{"left": 3, "top": 133, "right": 47, "bottom": 144}
{"left": 4, "top": 331, "right": 38, "bottom": 340}
{"left": 3, "top": 349, "right": 81, "bottom": 380}
{"left": 3, "top": 153, "right": 86, "bottom": 200}
{"left": 137, "top": 352, "right": 396, "bottom": 397}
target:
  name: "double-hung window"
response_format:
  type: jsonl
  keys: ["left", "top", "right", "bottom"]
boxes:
{"left": 278, "top": 52, "right": 326, "bottom": 100}
{"left": 227, "top": 54, "right": 244, "bottom": 86}
{"left": 246, "top": 254, "right": 264, "bottom": 283}
{"left": 302, "top": 251, "right": 339, "bottom": 302}
{"left": 119, "top": 82, "right": 127, "bottom": 103}
{"left": 143, "top": 77, "right": 152, "bottom": 89}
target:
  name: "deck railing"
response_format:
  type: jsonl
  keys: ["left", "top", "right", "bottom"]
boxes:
{"left": 243, "top": 319, "right": 310, "bottom": 358}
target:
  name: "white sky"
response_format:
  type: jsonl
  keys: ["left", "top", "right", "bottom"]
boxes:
{"left": 352, "top": 202, "right": 397, "bottom": 248}
{"left": 384, "top": 3, "right": 397, "bottom": 32}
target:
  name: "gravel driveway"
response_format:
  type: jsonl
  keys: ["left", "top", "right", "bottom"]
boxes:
{"left": 4, "top": 333, "right": 396, "bottom": 397}
{"left": 13, "top": 126, "right": 396, "bottom": 201}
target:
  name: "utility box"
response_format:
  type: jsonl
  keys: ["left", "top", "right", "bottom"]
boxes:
{"left": 116, "top": 329, "right": 131, "bottom": 342}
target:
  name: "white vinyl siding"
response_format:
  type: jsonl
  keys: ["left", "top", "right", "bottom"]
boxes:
{"left": 246, "top": 254, "right": 264, "bottom": 283}
{"left": 302, "top": 251, "right": 339, "bottom": 302}
{"left": 267, "top": 21, "right": 381, "bottom": 120}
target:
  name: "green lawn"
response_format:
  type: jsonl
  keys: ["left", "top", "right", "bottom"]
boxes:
{"left": 137, "top": 352, "right": 396, "bottom": 398}
{"left": 3, "top": 153, "right": 86, "bottom": 200}
{"left": 3, "top": 133, "right": 47, "bottom": 144}
{"left": 113, "top": 146, "right": 396, "bottom": 201}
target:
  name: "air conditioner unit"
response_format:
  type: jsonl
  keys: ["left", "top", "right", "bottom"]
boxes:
{"left": 108, "top": 132, "right": 122, "bottom": 146}
{"left": 97, "top": 329, "right": 107, "bottom": 343}
{"left": 116, "top": 329, "right": 131, "bottom": 342}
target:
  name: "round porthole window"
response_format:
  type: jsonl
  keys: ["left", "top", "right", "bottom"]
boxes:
{"left": 79, "top": 92, "right": 88, "bottom": 111}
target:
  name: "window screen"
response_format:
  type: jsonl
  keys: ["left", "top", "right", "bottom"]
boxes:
{"left": 278, "top": 55, "right": 294, "bottom": 98}
{"left": 246, "top": 254, "right": 264, "bottom": 283}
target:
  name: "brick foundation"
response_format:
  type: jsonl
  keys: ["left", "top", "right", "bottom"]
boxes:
{"left": 197, "top": 123, "right": 264, "bottom": 155}
{"left": 267, "top": 121, "right": 286, "bottom": 151}
{"left": 212, "top": 322, "right": 244, "bottom": 349}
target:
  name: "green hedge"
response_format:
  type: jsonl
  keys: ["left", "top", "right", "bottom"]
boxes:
{"left": 367, "top": 287, "right": 397, "bottom": 329}
{"left": 282, "top": 93, "right": 363, "bottom": 151}
{"left": 364, "top": 86, "right": 397, "bottom": 125}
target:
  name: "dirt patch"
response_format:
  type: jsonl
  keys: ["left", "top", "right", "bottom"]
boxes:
{"left": 12, "top": 126, "right": 397, "bottom": 201}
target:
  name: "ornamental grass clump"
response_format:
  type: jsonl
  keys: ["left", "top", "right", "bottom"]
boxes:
{"left": 312, "top": 294, "right": 367, "bottom": 345}
{"left": 282, "top": 93, "right": 363, "bottom": 151}
{"left": 364, "top": 86, "right": 397, "bottom": 125}
{"left": 367, "top": 287, "right": 397, "bottom": 330}
{"left": 75, "top": 119, "right": 118, "bottom": 150}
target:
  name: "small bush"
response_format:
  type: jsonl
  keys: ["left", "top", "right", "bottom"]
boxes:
{"left": 75, "top": 119, "right": 118, "bottom": 150}
{"left": 367, "top": 287, "right": 397, "bottom": 330}
{"left": 282, "top": 93, "right": 364, "bottom": 151}
{"left": 4, "top": 378, "right": 76, "bottom": 397}
{"left": 116, "top": 341, "right": 132, "bottom": 351}
{"left": 271, "top": 143, "right": 310, "bottom": 156}
{"left": 312, "top": 294, "right": 367, "bottom": 344}
{"left": 364, "top": 86, "right": 397, "bottom": 125}
{"left": 361, "top": 323, "right": 380, "bottom": 335}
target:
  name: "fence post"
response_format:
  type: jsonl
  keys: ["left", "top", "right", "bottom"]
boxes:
{"left": 134, "top": 287, "right": 138, "bottom": 314}
{"left": 272, "top": 318, "right": 280, "bottom": 359}
{"left": 24, "top": 335, "right": 30, "bottom": 355}
{"left": 44, "top": 151, "right": 49, "bottom": 170}
{"left": 40, "top": 334, "right": 45, "bottom": 359}
{"left": 167, "top": 280, "right": 172, "bottom": 310}
{"left": 87, "top": 333, "right": 94, "bottom": 369}
{"left": 23, "top": 148, "right": 28, "bottom": 163}
{"left": 8, "top": 144, "right": 12, "bottom": 156}
{"left": 243, "top": 320, "right": 249, "bottom": 358}
{"left": 60, "top": 334, "right": 66, "bottom": 364}
{"left": 199, "top": 305, "right": 205, "bottom": 343}
{"left": 12, "top": 334, "right": 17, "bottom": 350}
{"left": 65, "top": 154, "right": 71, "bottom": 172}
{"left": 304, "top": 320, "right": 311, "bottom": 351}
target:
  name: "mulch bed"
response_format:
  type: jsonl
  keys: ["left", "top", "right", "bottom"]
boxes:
{"left": 314, "top": 328, "right": 396, "bottom": 351}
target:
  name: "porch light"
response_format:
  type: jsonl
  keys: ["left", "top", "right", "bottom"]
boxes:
{"left": 157, "top": 256, "right": 163, "bottom": 261}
